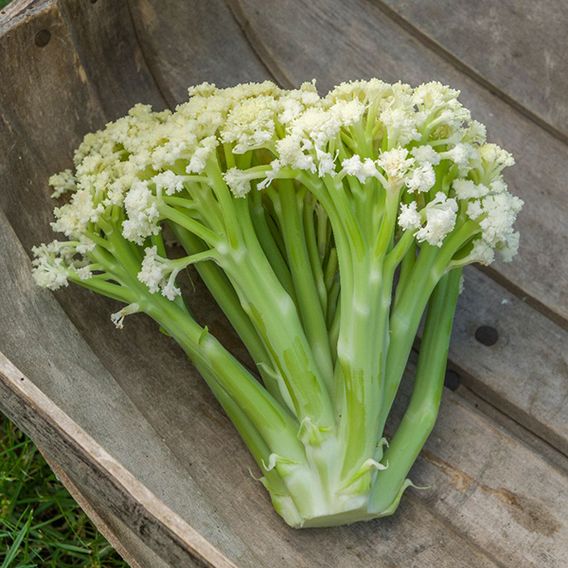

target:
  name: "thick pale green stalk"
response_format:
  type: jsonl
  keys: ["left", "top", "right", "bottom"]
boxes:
{"left": 336, "top": 254, "right": 386, "bottom": 485}
{"left": 152, "top": 292, "right": 306, "bottom": 462}
{"left": 85, "top": 221, "right": 303, "bottom": 464}
{"left": 208, "top": 198, "right": 336, "bottom": 429}
{"left": 164, "top": 171, "right": 335, "bottom": 427}
{"left": 168, "top": 224, "right": 272, "bottom": 373}
{"left": 370, "top": 268, "right": 462, "bottom": 513}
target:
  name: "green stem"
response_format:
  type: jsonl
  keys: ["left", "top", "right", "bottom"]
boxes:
{"left": 394, "top": 240, "right": 416, "bottom": 308}
{"left": 274, "top": 181, "right": 334, "bottom": 384}
{"left": 143, "top": 294, "right": 305, "bottom": 463}
{"left": 159, "top": 203, "right": 220, "bottom": 246}
{"left": 336, "top": 255, "right": 388, "bottom": 485}
{"left": 249, "top": 192, "right": 297, "bottom": 302}
{"left": 70, "top": 276, "right": 135, "bottom": 303}
{"left": 168, "top": 225, "right": 279, "bottom": 392}
{"left": 303, "top": 196, "right": 328, "bottom": 313}
{"left": 205, "top": 161, "right": 242, "bottom": 248}
{"left": 377, "top": 245, "right": 440, "bottom": 433}
{"left": 219, "top": 199, "right": 335, "bottom": 429}
{"left": 378, "top": 221, "right": 478, "bottom": 433}
{"left": 370, "top": 268, "right": 462, "bottom": 513}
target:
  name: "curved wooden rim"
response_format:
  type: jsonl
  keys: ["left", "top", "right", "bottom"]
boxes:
{"left": 0, "top": 353, "right": 237, "bottom": 568}
{"left": 0, "top": 0, "right": 46, "bottom": 28}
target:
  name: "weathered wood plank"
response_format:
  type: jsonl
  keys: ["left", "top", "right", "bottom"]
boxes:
{"left": 128, "top": 0, "right": 270, "bottom": 106}
{"left": 378, "top": 0, "right": 568, "bottom": 140}
{"left": 0, "top": 0, "right": 166, "bottom": 252}
{"left": 41, "top": 454, "right": 172, "bottom": 568}
{"left": 0, "top": 358, "right": 235, "bottom": 568}
{"left": 56, "top": 0, "right": 165, "bottom": 117}
{"left": 452, "top": 268, "right": 568, "bottom": 456}
{"left": 410, "top": 385, "right": 568, "bottom": 567}
{"left": 231, "top": 0, "right": 568, "bottom": 326}
{"left": 0, "top": 0, "right": 104, "bottom": 249}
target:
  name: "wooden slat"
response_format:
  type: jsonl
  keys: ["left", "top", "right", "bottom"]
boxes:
{"left": 0, "top": 0, "right": 165, "bottom": 253}
{"left": 406, "top": 380, "right": 568, "bottom": 567}
{"left": 40, "top": 453, "right": 172, "bottom": 568}
{"left": 56, "top": 0, "right": 165, "bottom": 117}
{"left": 128, "top": 0, "right": 270, "bottom": 106}
{"left": 378, "top": 0, "right": 568, "bottom": 141}
{"left": 0, "top": 358, "right": 236, "bottom": 568}
{"left": 231, "top": 0, "right": 568, "bottom": 327}
{"left": 452, "top": 268, "right": 568, "bottom": 456}
{"left": 0, "top": 0, "right": 104, "bottom": 249}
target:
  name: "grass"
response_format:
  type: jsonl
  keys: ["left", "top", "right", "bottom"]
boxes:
{"left": 0, "top": 415, "right": 127, "bottom": 567}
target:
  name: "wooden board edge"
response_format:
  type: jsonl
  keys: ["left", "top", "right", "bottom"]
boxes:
{"left": 0, "top": 352, "right": 238, "bottom": 568}
{"left": 40, "top": 451, "right": 176, "bottom": 568}
{"left": 39, "top": 453, "right": 146, "bottom": 568}
{"left": 0, "top": 0, "right": 51, "bottom": 32}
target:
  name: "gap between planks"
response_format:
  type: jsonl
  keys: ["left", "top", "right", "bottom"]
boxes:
{"left": 456, "top": 385, "right": 568, "bottom": 476}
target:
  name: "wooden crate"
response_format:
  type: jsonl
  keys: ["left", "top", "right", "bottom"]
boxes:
{"left": 1, "top": 1, "right": 567, "bottom": 566}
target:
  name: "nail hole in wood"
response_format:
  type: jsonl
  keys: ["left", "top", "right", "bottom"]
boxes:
{"left": 34, "top": 29, "right": 51, "bottom": 47}
{"left": 475, "top": 325, "right": 499, "bottom": 346}
{"left": 444, "top": 370, "right": 461, "bottom": 391}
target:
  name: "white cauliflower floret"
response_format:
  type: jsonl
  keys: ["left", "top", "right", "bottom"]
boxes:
{"left": 138, "top": 246, "right": 182, "bottom": 301}
{"left": 405, "top": 163, "right": 436, "bottom": 193}
{"left": 341, "top": 155, "right": 379, "bottom": 183}
{"left": 122, "top": 181, "right": 161, "bottom": 244}
{"left": 415, "top": 192, "right": 458, "bottom": 247}
{"left": 377, "top": 148, "right": 415, "bottom": 183}
{"left": 398, "top": 202, "right": 421, "bottom": 231}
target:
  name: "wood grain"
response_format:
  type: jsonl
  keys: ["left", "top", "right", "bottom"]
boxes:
{"left": 391, "top": 360, "right": 568, "bottom": 568}
{"left": 128, "top": 0, "right": 270, "bottom": 106}
{"left": 41, "top": 453, "right": 172, "bottom": 568}
{"left": 452, "top": 268, "right": 568, "bottom": 456}
{"left": 0, "top": 356, "right": 236, "bottom": 568}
